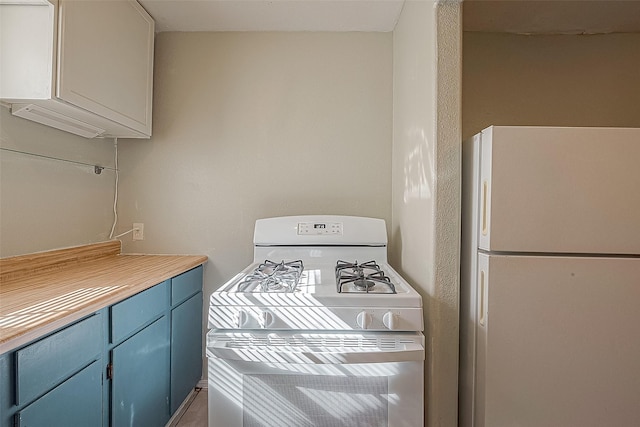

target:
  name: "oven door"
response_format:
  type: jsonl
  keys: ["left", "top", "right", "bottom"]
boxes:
{"left": 206, "top": 330, "right": 424, "bottom": 427}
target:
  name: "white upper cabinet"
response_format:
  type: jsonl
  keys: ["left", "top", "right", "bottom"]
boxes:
{"left": 0, "top": 0, "right": 154, "bottom": 138}
{"left": 57, "top": 0, "right": 154, "bottom": 136}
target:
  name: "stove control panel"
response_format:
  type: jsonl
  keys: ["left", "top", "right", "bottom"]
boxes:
{"left": 209, "top": 306, "right": 423, "bottom": 332}
{"left": 297, "top": 222, "right": 343, "bottom": 235}
{"left": 357, "top": 310, "right": 401, "bottom": 330}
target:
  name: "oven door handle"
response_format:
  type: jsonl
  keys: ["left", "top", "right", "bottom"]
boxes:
{"left": 207, "top": 343, "right": 425, "bottom": 364}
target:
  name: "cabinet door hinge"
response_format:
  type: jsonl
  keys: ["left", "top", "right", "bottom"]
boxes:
{"left": 106, "top": 362, "right": 113, "bottom": 380}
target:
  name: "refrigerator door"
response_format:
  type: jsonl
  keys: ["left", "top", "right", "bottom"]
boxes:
{"left": 469, "top": 253, "right": 640, "bottom": 427}
{"left": 477, "top": 126, "right": 640, "bottom": 254}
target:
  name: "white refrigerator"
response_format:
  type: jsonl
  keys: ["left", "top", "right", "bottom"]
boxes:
{"left": 460, "top": 126, "right": 640, "bottom": 427}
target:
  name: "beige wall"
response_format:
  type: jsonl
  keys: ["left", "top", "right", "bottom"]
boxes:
{"left": 463, "top": 32, "right": 640, "bottom": 139}
{"left": 8, "top": 15, "right": 637, "bottom": 427}
{"left": 0, "top": 107, "right": 116, "bottom": 257}
{"left": 116, "top": 31, "right": 393, "bottom": 372}
{"left": 392, "top": 2, "right": 461, "bottom": 426}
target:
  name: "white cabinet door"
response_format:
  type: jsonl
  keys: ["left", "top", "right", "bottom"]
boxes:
{"left": 478, "top": 126, "right": 640, "bottom": 254}
{"left": 57, "top": 0, "right": 154, "bottom": 135}
{"left": 0, "top": 3, "right": 55, "bottom": 100}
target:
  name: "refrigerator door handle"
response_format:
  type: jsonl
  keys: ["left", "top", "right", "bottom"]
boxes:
{"left": 479, "top": 269, "right": 486, "bottom": 326}
{"left": 481, "top": 180, "right": 489, "bottom": 236}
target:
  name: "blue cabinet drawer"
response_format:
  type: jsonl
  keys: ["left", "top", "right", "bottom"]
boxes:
{"left": 15, "top": 313, "right": 102, "bottom": 405}
{"left": 171, "top": 266, "right": 202, "bottom": 305}
{"left": 110, "top": 280, "right": 169, "bottom": 343}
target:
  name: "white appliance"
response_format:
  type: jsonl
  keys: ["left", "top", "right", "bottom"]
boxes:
{"left": 460, "top": 126, "right": 640, "bottom": 427}
{"left": 207, "top": 215, "right": 424, "bottom": 427}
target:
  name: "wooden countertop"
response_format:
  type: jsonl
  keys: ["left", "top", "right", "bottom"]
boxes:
{"left": 0, "top": 241, "right": 207, "bottom": 354}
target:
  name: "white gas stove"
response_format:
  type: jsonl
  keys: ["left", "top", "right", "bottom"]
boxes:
{"left": 207, "top": 216, "right": 425, "bottom": 427}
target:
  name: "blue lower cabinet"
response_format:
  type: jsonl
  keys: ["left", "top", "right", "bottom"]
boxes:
{"left": 0, "top": 314, "right": 103, "bottom": 427}
{"left": 111, "top": 316, "right": 170, "bottom": 427}
{"left": 171, "top": 291, "right": 203, "bottom": 413}
{"left": 0, "top": 266, "right": 204, "bottom": 427}
{"left": 0, "top": 352, "right": 14, "bottom": 427}
{"left": 15, "top": 361, "right": 102, "bottom": 427}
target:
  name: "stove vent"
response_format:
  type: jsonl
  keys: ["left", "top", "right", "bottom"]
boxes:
{"left": 219, "top": 335, "right": 411, "bottom": 351}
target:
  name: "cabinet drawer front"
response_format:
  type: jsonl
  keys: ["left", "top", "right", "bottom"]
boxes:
{"left": 16, "top": 313, "right": 102, "bottom": 405}
{"left": 16, "top": 360, "right": 102, "bottom": 427}
{"left": 111, "top": 280, "right": 168, "bottom": 343}
{"left": 171, "top": 266, "right": 202, "bottom": 305}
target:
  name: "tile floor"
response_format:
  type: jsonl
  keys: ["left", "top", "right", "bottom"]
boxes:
{"left": 173, "top": 388, "right": 207, "bottom": 427}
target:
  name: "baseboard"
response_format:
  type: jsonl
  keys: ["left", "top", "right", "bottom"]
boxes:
{"left": 197, "top": 379, "right": 208, "bottom": 389}
{"left": 166, "top": 388, "right": 200, "bottom": 427}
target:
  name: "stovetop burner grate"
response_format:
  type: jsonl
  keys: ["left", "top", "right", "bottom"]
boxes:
{"left": 335, "top": 260, "right": 397, "bottom": 294}
{"left": 237, "top": 260, "right": 304, "bottom": 293}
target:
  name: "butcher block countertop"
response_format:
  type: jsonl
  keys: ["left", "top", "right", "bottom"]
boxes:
{"left": 0, "top": 241, "right": 207, "bottom": 354}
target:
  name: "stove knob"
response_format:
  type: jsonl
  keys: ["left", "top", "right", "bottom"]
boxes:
{"left": 383, "top": 311, "right": 398, "bottom": 330}
{"left": 259, "top": 311, "right": 273, "bottom": 328}
{"left": 235, "top": 310, "right": 248, "bottom": 328}
{"left": 356, "top": 311, "right": 372, "bottom": 329}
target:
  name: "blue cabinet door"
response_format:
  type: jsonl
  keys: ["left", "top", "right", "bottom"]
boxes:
{"left": 170, "top": 291, "right": 203, "bottom": 413}
{"left": 111, "top": 316, "right": 170, "bottom": 427}
{"left": 15, "top": 361, "right": 102, "bottom": 427}
{"left": 0, "top": 352, "right": 14, "bottom": 427}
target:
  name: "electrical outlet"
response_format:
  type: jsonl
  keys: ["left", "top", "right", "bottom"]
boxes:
{"left": 133, "top": 223, "right": 144, "bottom": 241}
